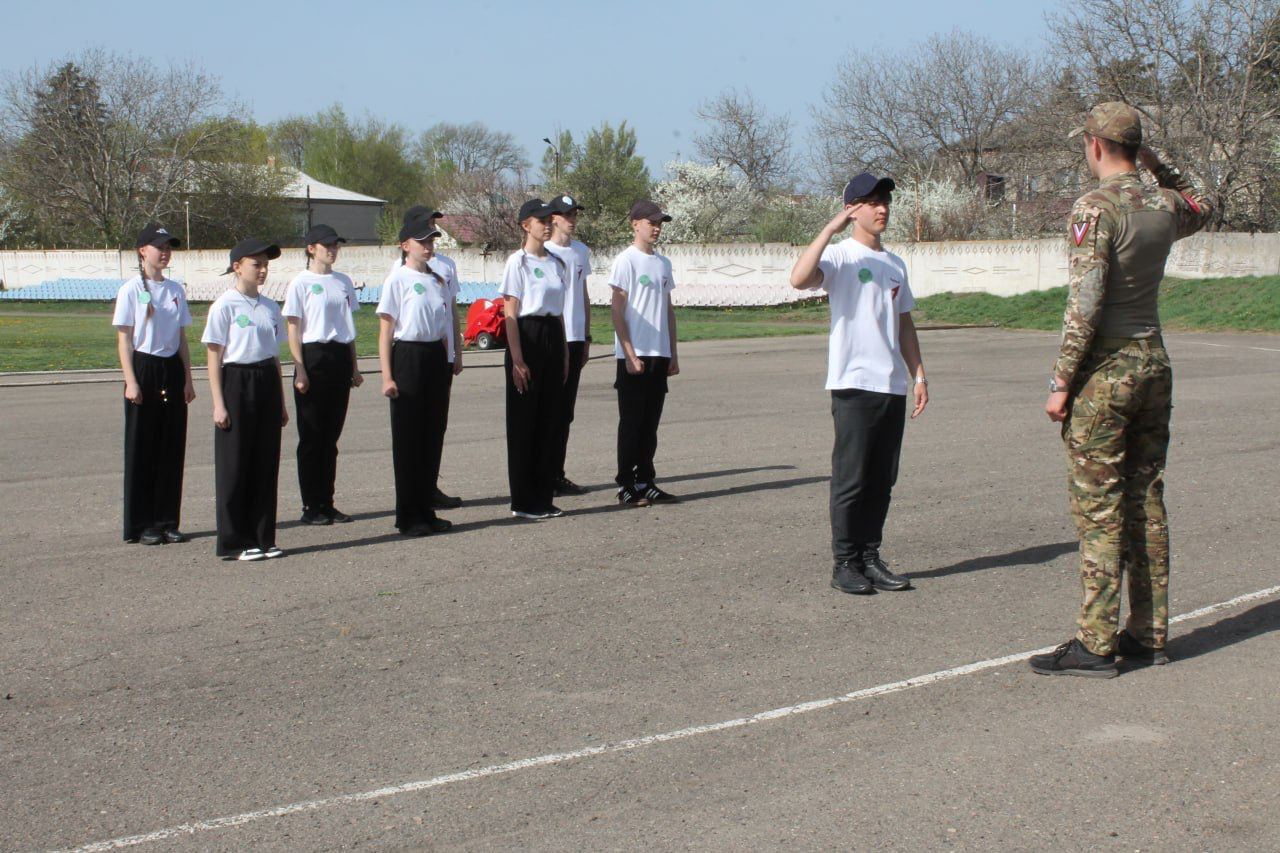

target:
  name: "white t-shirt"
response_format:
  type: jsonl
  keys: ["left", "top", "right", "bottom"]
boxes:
{"left": 282, "top": 271, "right": 359, "bottom": 344}
{"left": 609, "top": 245, "right": 675, "bottom": 359}
{"left": 386, "top": 254, "right": 459, "bottom": 358}
{"left": 813, "top": 238, "right": 916, "bottom": 394}
{"left": 201, "top": 289, "right": 284, "bottom": 364}
{"left": 376, "top": 266, "right": 452, "bottom": 343}
{"left": 499, "top": 250, "right": 566, "bottom": 318}
{"left": 546, "top": 239, "right": 591, "bottom": 342}
{"left": 112, "top": 276, "right": 192, "bottom": 357}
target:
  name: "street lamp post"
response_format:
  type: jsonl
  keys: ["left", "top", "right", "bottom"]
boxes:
{"left": 542, "top": 137, "right": 561, "bottom": 187}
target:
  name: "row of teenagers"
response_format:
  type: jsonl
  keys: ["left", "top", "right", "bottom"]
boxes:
{"left": 112, "top": 198, "right": 681, "bottom": 561}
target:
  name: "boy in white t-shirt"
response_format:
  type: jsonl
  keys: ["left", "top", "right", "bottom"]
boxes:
{"left": 610, "top": 200, "right": 680, "bottom": 507}
{"left": 544, "top": 193, "right": 593, "bottom": 497}
{"left": 790, "top": 173, "right": 929, "bottom": 595}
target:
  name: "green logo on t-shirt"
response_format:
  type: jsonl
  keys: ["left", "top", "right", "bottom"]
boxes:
{"left": 235, "top": 314, "right": 251, "bottom": 328}
{"left": 310, "top": 283, "right": 324, "bottom": 295}
{"left": 413, "top": 282, "right": 426, "bottom": 295}
{"left": 638, "top": 274, "right": 652, "bottom": 285}
{"left": 138, "top": 292, "right": 152, "bottom": 304}
{"left": 534, "top": 267, "right": 545, "bottom": 278}
{"left": 857, "top": 267, "right": 873, "bottom": 284}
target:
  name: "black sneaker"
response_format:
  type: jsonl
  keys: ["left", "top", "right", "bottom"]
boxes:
{"left": 300, "top": 509, "right": 332, "bottom": 526}
{"left": 402, "top": 518, "right": 450, "bottom": 536}
{"left": 324, "top": 506, "right": 354, "bottom": 524}
{"left": 1029, "top": 638, "right": 1118, "bottom": 678}
{"left": 616, "top": 485, "right": 651, "bottom": 508}
{"left": 139, "top": 528, "right": 164, "bottom": 546}
{"left": 638, "top": 483, "right": 679, "bottom": 504}
{"left": 541, "top": 505, "right": 565, "bottom": 518}
{"left": 831, "top": 560, "right": 874, "bottom": 595}
{"left": 432, "top": 487, "right": 463, "bottom": 510}
{"left": 554, "top": 476, "right": 589, "bottom": 496}
{"left": 161, "top": 528, "right": 188, "bottom": 544}
{"left": 859, "top": 547, "right": 911, "bottom": 591}
{"left": 1116, "top": 629, "right": 1169, "bottom": 666}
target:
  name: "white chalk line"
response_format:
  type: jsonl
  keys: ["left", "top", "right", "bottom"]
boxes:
{"left": 63, "top": 582, "right": 1280, "bottom": 852}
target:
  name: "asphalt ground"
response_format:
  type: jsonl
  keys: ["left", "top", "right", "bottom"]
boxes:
{"left": 2, "top": 329, "right": 1278, "bottom": 851}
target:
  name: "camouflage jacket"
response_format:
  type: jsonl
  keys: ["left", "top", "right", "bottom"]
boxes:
{"left": 1053, "top": 155, "right": 1215, "bottom": 383}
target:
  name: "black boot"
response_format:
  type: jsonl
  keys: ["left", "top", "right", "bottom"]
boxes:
{"left": 1029, "top": 638, "right": 1118, "bottom": 678}
{"left": 1116, "top": 629, "right": 1169, "bottom": 666}
{"left": 831, "top": 560, "right": 874, "bottom": 595}
{"left": 860, "top": 546, "right": 911, "bottom": 591}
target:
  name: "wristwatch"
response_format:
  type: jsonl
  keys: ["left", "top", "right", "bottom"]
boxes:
{"left": 914, "top": 375, "right": 927, "bottom": 385}
{"left": 1049, "top": 378, "right": 1069, "bottom": 393}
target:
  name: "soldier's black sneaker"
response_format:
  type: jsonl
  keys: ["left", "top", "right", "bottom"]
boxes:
{"left": 638, "top": 483, "right": 679, "bottom": 504}
{"left": 324, "top": 506, "right": 353, "bottom": 524}
{"left": 1116, "top": 629, "right": 1169, "bottom": 665}
{"left": 300, "top": 509, "right": 332, "bottom": 526}
{"left": 831, "top": 560, "right": 874, "bottom": 595}
{"left": 616, "top": 485, "right": 651, "bottom": 508}
{"left": 431, "top": 487, "right": 463, "bottom": 510}
{"left": 1029, "top": 638, "right": 1118, "bottom": 678}
{"left": 554, "top": 476, "right": 589, "bottom": 496}
{"left": 860, "top": 547, "right": 912, "bottom": 591}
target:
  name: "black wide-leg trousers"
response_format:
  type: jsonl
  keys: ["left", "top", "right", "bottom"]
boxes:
{"left": 390, "top": 340, "right": 450, "bottom": 531}
{"left": 505, "top": 316, "right": 566, "bottom": 514}
{"left": 294, "top": 342, "right": 353, "bottom": 512}
{"left": 215, "top": 360, "right": 282, "bottom": 556}
{"left": 554, "top": 340, "right": 589, "bottom": 479}
{"left": 122, "top": 351, "right": 188, "bottom": 540}
{"left": 830, "top": 388, "right": 905, "bottom": 563}
{"left": 614, "top": 356, "right": 670, "bottom": 488}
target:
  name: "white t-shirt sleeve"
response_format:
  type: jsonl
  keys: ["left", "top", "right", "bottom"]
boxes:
{"left": 201, "top": 302, "right": 229, "bottom": 347}
{"left": 499, "top": 255, "right": 524, "bottom": 301}
{"left": 663, "top": 257, "right": 675, "bottom": 292}
{"left": 282, "top": 277, "right": 304, "bottom": 319}
{"left": 112, "top": 282, "right": 138, "bottom": 329}
{"left": 176, "top": 289, "right": 192, "bottom": 327}
{"left": 269, "top": 301, "right": 284, "bottom": 347}
{"left": 898, "top": 267, "right": 916, "bottom": 313}
{"left": 608, "top": 254, "right": 633, "bottom": 294}
{"left": 343, "top": 274, "right": 360, "bottom": 314}
{"left": 375, "top": 276, "right": 400, "bottom": 319}
{"left": 815, "top": 244, "right": 840, "bottom": 291}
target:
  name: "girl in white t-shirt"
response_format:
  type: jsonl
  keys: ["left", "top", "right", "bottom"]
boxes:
{"left": 283, "top": 224, "right": 363, "bottom": 526}
{"left": 202, "top": 238, "right": 289, "bottom": 562}
{"left": 112, "top": 223, "right": 195, "bottom": 546}
{"left": 376, "top": 219, "right": 458, "bottom": 536}
{"left": 500, "top": 198, "right": 570, "bottom": 519}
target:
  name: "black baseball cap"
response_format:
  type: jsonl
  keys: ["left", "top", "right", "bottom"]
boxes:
{"left": 303, "top": 224, "right": 347, "bottom": 246}
{"left": 547, "top": 193, "right": 584, "bottom": 215}
{"left": 399, "top": 219, "right": 442, "bottom": 243}
{"left": 517, "top": 198, "right": 555, "bottom": 221}
{"left": 403, "top": 205, "right": 444, "bottom": 223}
{"left": 843, "top": 173, "right": 896, "bottom": 204}
{"left": 224, "top": 237, "right": 281, "bottom": 273}
{"left": 136, "top": 222, "right": 180, "bottom": 249}
{"left": 628, "top": 200, "right": 671, "bottom": 223}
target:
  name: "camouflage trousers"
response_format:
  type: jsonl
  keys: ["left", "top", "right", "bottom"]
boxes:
{"left": 1063, "top": 337, "right": 1172, "bottom": 656}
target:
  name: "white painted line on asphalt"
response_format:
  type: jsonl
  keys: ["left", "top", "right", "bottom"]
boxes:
{"left": 1247, "top": 346, "right": 1280, "bottom": 353}
{"left": 62, "top": 582, "right": 1280, "bottom": 852}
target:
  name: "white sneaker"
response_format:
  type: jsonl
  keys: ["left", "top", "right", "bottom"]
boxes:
{"left": 237, "top": 548, "right": 266, "bottom": 562}
{"left": 263, "top": 546, "right": 285, "bottom": 559}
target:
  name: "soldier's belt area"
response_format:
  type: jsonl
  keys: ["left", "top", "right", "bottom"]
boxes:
{"left": 1089, "top": 334, "right": 1165, "bottom": 355}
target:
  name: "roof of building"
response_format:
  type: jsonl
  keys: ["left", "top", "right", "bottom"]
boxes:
{"left": 283, "top": 171, "right": 386, "bottom": 205}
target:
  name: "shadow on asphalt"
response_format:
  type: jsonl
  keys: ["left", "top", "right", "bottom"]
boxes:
{"left": 284, "top": 471, "right": 827, "bottom": 557}
{"left": 1166, "top": 599, "right": 1280, "bottom": 662}
{"left": 912, "top": 541, "right": 1078, "bottom": 580}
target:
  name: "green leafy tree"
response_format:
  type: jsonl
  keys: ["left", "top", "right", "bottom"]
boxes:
{"left": 298, "top": 105, "right": 422, "bottom": 212}
{"left": 560, "top": 121, "right": 650, "bottom": 248}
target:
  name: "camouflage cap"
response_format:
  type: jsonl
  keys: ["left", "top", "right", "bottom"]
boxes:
{"left": 1068, "top": 102, "right": 1143, "bottom": 146}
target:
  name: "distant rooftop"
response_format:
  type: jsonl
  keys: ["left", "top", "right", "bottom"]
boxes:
{"left": 283, "top": 170, "right": 386, "bottom": 205}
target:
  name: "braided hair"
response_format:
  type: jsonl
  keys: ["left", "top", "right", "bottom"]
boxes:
{"left": 401, "top": 248, "right": 447, "bottom": 287}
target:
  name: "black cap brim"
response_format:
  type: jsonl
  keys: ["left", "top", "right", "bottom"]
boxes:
{"left": 142, "top": 236, "right": 181, "bottom": 249}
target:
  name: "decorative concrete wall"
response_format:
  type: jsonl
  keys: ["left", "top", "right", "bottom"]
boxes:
{"left": 2, "top": 233, "right": 1276, "bottom": 305}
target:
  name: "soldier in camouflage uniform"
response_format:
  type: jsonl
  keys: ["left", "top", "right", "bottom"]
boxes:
{"left": 1030, "top": 102, "right": 1215, "bottom": 678}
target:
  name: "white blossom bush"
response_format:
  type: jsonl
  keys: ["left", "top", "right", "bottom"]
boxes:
{"left": 651, "top": 160, "right": 755, "bottom": 243}
{"left": 884, "top": 176, "right": 984, "bottom": 242}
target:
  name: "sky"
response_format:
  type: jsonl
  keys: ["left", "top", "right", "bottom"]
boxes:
{"left": 3, "top": 0, "right": 1060, "bottom": 181}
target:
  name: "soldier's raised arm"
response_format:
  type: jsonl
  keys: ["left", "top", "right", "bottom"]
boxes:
{"left": 1139, "top": 147, "right": 1217, "bottom": 239}
{"left": 1052, "top": 196, "right": 1114, "bottom": 386}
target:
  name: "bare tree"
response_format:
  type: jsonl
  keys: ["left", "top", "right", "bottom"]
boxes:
{"left": 0, "top": 49, "right": 289, "bottom": 248}
{"left": 1048, "top": 0, "right": 1280, "bottom": 229}
{"left": 442, "top": 170, "right": 526, "bottom": 250}
{"left": 417, "top": 122, "right": 530, "bottom": 176}
{"left": 693, "top": 88, "right": 794, "bottom": 192}
{"left": 812, "top": 31, "right": 1044, "bottom": 189}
